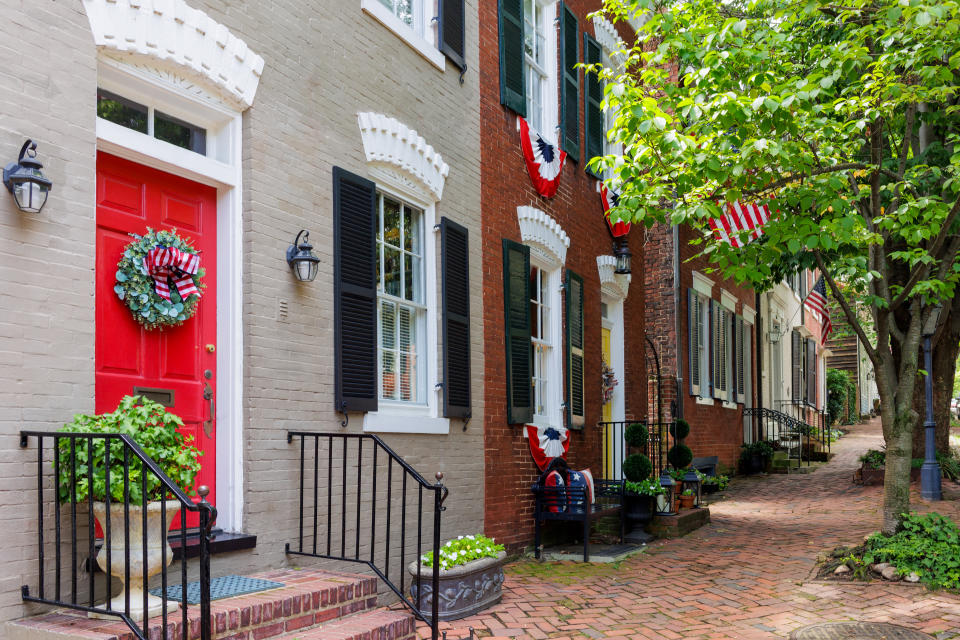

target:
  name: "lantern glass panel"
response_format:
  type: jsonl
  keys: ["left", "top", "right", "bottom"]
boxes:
{"left": 682, "top": 471, "right": 702, "bottom": 508}
{"left": 14, "top": 179, "right": 49, "bottom": 213}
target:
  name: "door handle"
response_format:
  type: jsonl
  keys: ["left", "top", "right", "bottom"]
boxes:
{"left": 203, "top": 382, "right": 215, "bottom": 437}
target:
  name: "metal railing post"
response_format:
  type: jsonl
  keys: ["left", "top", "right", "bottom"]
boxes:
{"left": 198, "top": 486, "right": 215, "bottom": 640}
{"left": 432, "top": 473, "right": 445, "bottom": 640}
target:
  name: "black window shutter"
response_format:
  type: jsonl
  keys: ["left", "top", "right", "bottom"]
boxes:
{"left": 583, "top": 32, "right": 604, "bottom": 176}
{"left": 441, "top": 217, "right": 471, "bottom": 418}
{"left": 503, "top": 239, "right": 532, "bottom": 423}
{"left": 806, "top": 337, "right": 817, "bottom": 406}
{"left": 439, "top": 0, "right": 466, "bottom": 71}
{"left": 334, "top": 167, "right": 378, "bottom": 413}
{"left": 559, "top": 4, "right": 580, "bottom": 162}
{"left": 566, "top": 270, "right": 585, "bottom": 429}
{"left": 688, "top": 289, "right": 700, "bottom": 396}
{"left": 707, "top": 298, "right": 714, "bottom": 397}
{"left": 498, "top": 0, "right": 526, "bottom": 115}
{"left": 791, "top": 330, "right": 802, "bottom": 403}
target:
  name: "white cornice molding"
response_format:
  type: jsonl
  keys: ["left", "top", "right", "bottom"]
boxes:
{"left": 82, "top": 0, "right": 264, "bottom": 111}
{"left": 597, "top": 255, "right": 630, "bottom": 300}
{"left": 517, "top": 207, "right": 570, "bottom": 266}
{"left": 592, "top": 16, "right": 623, "bottom": 54}
{"left": 357, "top": 112, "right": 449, "bottom": 202}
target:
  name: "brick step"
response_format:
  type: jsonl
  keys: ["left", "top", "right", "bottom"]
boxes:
{"left": 6, "top": 568, "right": 378, "bottom": 640}
{"left": 274, "top": 609, "right": 416, "bottom": 640}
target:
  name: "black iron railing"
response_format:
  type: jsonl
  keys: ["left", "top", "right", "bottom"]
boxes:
{"left": 286, "top": 432, "right": 448, "bottom": 640}
{"left": 743, "top": 407, "right": 829, "bottom": 468}
{"left": 597, "top": 420, "right": 671, "bottom": 481}
{"left": 19, "top": 431, "right": 216, "bottom": 640}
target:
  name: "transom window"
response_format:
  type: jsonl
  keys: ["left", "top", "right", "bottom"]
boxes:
{"left": 530, "top": 264, "right": 552, "bottom": 421}
{"left": 377, "top": 193, "right": 425, "bottom": 404}
{"left": 524, "top": 0, "right": 550, "bottom": 133}
{"left": 97, "top": 88, "right": 207, "bottom": 155}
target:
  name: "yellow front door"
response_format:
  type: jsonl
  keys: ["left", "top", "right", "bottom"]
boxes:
{"left": 602, "top": 326, "right": 613, "bottom": 476}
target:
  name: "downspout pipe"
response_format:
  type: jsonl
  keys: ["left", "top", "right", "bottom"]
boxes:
{"left": 756, "top": 291, "right": 763, "bottom": 411}
{"left": 673, "top": 223, "right": 684, "bottom": 419}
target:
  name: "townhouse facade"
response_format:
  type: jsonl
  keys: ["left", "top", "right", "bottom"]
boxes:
{"left": 0, "top": 0, "right": 485, "bottom": 626}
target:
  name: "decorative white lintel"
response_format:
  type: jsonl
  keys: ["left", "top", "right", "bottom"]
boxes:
{"left": 720, "top": 289, "right": 738, "bottom": 311}
{"left": 596, "top": 255, "right": 630, "bottom": 300}
{"left": 691, "top": 271, "right": 714, "bottom": 297}
{"left": 742, "top": 304, "right": 756, "bottom": 325}
{"left": 82, "top": 0, "right": 264, "bottom": 110}
{"left": 358, "top": 112, "right": 449, "bottom": 202}
{"left": 517, "top": 207, "right": 570, "bottom": 267}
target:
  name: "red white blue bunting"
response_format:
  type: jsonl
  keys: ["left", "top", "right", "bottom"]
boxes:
{"left": 526, "top": 424, "right": 570, "bottom": 471}
{"left": 600, "top": 183, "right": 631, "bottom": 237}
{"left": 518, "top": 117, "right": 566, "bottom": 198}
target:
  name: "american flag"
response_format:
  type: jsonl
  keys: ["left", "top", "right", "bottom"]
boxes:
{"left": 709, "top": 201, "right": 772, "bottom": 248}
{"left": 804, "top": 276, "right": 832, "bottom": 344}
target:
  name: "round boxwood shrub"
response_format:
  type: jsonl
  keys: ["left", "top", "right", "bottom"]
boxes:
{"left": 625, "top": 422, "right": 649, "bottom": 449}
{"left": 623, "top": 453, "right": 653, "bottom": 482}
{"left": 669, "top": 419, "right": 690, "bottom": 441}
{"left": 667, "top": 443, "right": 693, "bottom": 469}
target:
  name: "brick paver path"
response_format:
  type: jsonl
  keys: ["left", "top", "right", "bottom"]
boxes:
{"left": 421, "top": 418, "right": 960, "bottom": 639}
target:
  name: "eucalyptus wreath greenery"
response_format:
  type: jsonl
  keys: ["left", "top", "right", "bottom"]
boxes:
{"left": 114, "top": 228, "right": 204, "bottom": 330}
{"left": 56, "top": 395, "right": 202, "bottom": 505}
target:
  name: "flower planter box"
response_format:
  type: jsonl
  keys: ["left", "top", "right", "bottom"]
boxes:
{"left": 408, "top": 551, "right": 506, "bottom": 621}
{"left": 859, "top": 464, "right": 922, "bottom": 486}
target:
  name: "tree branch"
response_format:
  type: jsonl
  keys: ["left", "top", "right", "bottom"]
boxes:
{"left": 814, "top": 250, "right": 879, "bottom": 362}
{"left": 889, "top": 196, "right": 960, "bottom": 310}
{"left": 747, "top": 162, "right": 869, "bottom": 197}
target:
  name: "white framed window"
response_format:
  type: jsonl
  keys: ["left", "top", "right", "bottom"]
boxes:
{"left": 524, "top": 0, "right": 558, "bottom": 136}
{"left": 689, "top": 290, "right": 712, "bottom": 403}
{"left": 376, "top": 192, "right": 426, "bottom": 405}
{"left": 529, "top": 258, "right": 563, "bottom": 427}
{"left": 361, "top": 0, "right": 445, "bottom": 70}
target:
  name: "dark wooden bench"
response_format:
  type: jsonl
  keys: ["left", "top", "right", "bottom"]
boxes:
{"left": 691, "top": 455, "right": 719, "bottom": 477}
{"left": 531, "top": 458, "right": 624, "bottom": 562}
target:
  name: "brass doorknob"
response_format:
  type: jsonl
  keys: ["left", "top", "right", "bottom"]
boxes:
{"left": 205, "top": 344, "right": 216, "bottom": 353}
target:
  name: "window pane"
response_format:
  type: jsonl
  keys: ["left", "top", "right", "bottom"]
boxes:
{"left": 383, "top": 197, "right": 401, "bottom": 247}
{"left": 381, "top": 300, "right": 396, "bottom": 349}
{"left": 395, "top": 0, "right": 413, "bottom": 25}
{"left": 382, "top": 350, "right": 397, "bottom": 400}
{"left": 155, "top": 111, "right": 206, "bottom": 155}
{"left": 398, "top": 307, "right": 415, "bottom": 401}
{"left": 384, "top": 246, "right": 402, "bottom": 297}
{"left": 404, "top": 206, "right": 421, "bottom": 253}
{"left": 405, "top": 254, "right": 423, "bottom": 303}
{"left": 97, "top": 89, "right": 148, "bottom": 134}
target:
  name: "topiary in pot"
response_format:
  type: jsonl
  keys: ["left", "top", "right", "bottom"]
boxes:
{"left": 625, "top": 422, "right": 649, "bottom": 449}
{"left": 623, "top": 453, "right": 653, "bottom": 483}
{"left": 669, "top": 418, "right": 690, "bottom": 441}
{"left": 667, "top": 443, "right": 693, "bottom": 469}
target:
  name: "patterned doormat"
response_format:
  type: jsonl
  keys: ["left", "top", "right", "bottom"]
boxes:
{"left": 149, "top": 575, "right": 285, "bottom": 604}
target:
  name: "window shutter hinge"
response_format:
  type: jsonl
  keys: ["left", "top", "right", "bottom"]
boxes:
{"left": 431, "top": 15, "right": 439, "bottom": 23}
{"left": 433, "top": 223, "right": 441, "bottom": 232}
{"left": 435, "top": 381, "right": 445, "bottom": 390}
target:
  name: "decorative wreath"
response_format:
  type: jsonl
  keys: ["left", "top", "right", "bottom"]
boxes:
{"left": 114, "top": 228, "right": 205, "bottom": 330}
{"left": 601, "top": 359, "right": 618, "bottom": 405}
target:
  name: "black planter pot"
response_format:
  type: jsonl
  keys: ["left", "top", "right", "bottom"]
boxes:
{"left": 750, "top": 454, "right": 766, "bottom": 473}
{"left": 623, "top": 493, "right": 655, "bottom": 526}
{"left": 702, "top": 483, "right": 719, "bottom": 494}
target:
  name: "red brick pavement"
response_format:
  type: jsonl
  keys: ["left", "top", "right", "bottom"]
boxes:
{"left": 419, "top": 418, "right": 960, "bottom": 639}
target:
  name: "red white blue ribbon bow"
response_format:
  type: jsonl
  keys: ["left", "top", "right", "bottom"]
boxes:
{"left": 144, "top": 246, "right": 201, "bottom": 302}
{"left": 526, "top": 424, "right": 570, "bottom": 471}
{"left": 518, "top": 117, "right": 567, "bottom": 198}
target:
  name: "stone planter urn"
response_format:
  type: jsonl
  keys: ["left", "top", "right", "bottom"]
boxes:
{"left": 407, "top": 551, "right": 506, "bottom": 621}
{"left": 90, "top": 501, "right": 181, "bottom": 621}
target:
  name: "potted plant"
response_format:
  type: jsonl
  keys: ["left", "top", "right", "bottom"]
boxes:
{"left": 57, "top": 395, "right": 202, "bottom": 621}
{"left": 701, "top": 474, "right": 729, "bottom": 493}
{"left": 408, "top": 534, "right": 506, "bottom": 620}
{"left": 667, "top": 419, "right": 694, "bottom": 492}
{"left": 624, "top": 478, "right": 665, "bottom": 525}
{"left": 857, "top": 449, "right": 923, "bottom": 485}
{"left": 679, "top": 489, "right": 696, "bottom": 509}
{"left": 739, "top": 441, "right": 774, "bottom": 474}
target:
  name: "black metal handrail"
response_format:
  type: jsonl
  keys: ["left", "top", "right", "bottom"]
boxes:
{"left": 19, "top": 430, "right": 216, "bottom": 640}
{"left": 743, "top": 407, "right": 829, "bottom": 468}
{"left": 597, "top": 420, "right": 671, "bottom": 481}
{"left": 286, "top": 431, "right": 448, "bottom": 640}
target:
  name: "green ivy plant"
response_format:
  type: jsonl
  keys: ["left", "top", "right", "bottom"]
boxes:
{"left": 57, "top": 395, "right": 202, "bottom": 505}
{"left": 114, "top": 228, "right": 205, "bottom": 330}
{"left": 624, "top": 478, "right": 665, "bottom": 497}
{"left": 419, "top": 534, "right": 504, "bottom": 571}
{"left": 864, "top": 512, "right": 960, "bottom": 591}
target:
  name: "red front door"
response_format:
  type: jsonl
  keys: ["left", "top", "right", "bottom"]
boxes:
{"left": 95, "top": 152, "right": 217, "bottom": 526}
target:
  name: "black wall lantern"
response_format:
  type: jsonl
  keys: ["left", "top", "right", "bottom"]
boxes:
{"left": 657, "top": 469, "right": 677, "bottom": 515}
{"left": 4, "top": 140, "right": 52, "bottom": 213}
{"left": 286, "top": 230, "right": 320, "bottom": 282}
{"left": 613, "top": 237, "right": 632, "bottom": 275}
{"left": 682, "top": 468, "right": 702, "bottom": 508}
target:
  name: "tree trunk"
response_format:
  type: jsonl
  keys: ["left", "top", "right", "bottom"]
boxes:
{"left": 883, "top": 404, "right": 918, "bottom": 535}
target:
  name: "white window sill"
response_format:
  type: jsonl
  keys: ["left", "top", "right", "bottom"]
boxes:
{"left": 363, "top": 409, "right": 450, "bottom": 434}
{"left": 695, "top": 396, "right": 715, "bottom": 406}
{"left": 361, "top": 0, "right": 446, "bottom": 71}
{"left": 722, "top": 401, "right": 738, "bottom": 410}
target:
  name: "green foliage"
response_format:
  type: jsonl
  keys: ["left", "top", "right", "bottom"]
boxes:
{"left": 667, "top": 444, "right": 693, "bottom": 469}
{"left": 624, "top": 478, "right": 665, "bottom": 496}
{"left": 625, "top": 422, "right": 649, "bottom": 448}
{"left": 57, "top": 396, "right": 202, "bottom": 505}
{"left": 702, "top": 474, "right": 730, "bottom": 491}
{"left": 115, "top": 228, "right": 205, "bottom": 330}
{"left": 827, "top": 369, "right": 857, "bottom": 425}
{"left": 669, "top": 466, "right": 687, "bottom": 481}
{"left": 669, "top": 419, "right": 690, "bottom": 441}
{"left": 742, "top": 441, "right": 774, "bottom": 459}
{"left": 681, "top": 489, "right": 695, "bottom": 496}
{"left": 623, "top": 453, "right": 653, "bottom": 482}
{"left": 419, "top": 534, "right": 504, "bottom": 571}
{"left": 864, "top": 513, "right": 960, "bottom": 590}
{"left": 860, "top": 449, "right": 887, "bottom": 470}
{"left": 938, "top": 452, "right": 960, "bottom": 481}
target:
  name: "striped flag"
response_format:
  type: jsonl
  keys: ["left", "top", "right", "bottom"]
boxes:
{"left": 804, "top": 276, "right": 832, "bottom": 344}
{"left": 709, "top": 200, "right": 772, "bottom": 248}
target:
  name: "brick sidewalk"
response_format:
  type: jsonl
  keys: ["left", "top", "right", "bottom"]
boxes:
{"left": 422, "top": 418, "right": 960, "bottom": 639}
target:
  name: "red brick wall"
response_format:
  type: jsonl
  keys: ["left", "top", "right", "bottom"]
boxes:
{"left": 480, "top": 2, "right": 643, "bottom": 551}
{"left": 643, "top": 221, "right": 760, "bottom": 471}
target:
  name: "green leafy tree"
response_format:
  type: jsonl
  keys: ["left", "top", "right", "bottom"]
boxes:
{"left": 594, "top": 0, "right": 960, "bottom": 533}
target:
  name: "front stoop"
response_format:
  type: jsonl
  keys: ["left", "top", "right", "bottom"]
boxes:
{"left": 275, "top": 610, "right": 415, "bottom": 640}
{"left": 5, "top": 568, "right": 414, "bottom": 640}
